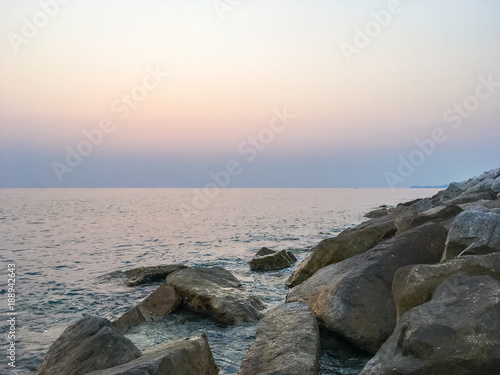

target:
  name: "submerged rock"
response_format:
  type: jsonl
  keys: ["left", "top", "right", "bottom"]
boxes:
{"left": 35, "top": 316, "right": 141, "bottom": 375}
{"left": 123, "top": 264, "right": 189, "bottom": 287}
{"left": 87, "top": 335, "right": 219, "bottom": 375}
{"left": 166, "top": 266, "right": 264, "bottom": 324}
{"left": 113, "top": 284, "right": 181, "bottom": 332}
{"left": 250, "top": 249, "right": 297, "bottom": 271}
{"left": 441, "top": 208, "right": 500, "bottom": 261}
{"left": 360, "top": 274, "right": 500, "bottom": 375}
{"left": 287, "top": 223, "right": 448, "bottom": 353}
{"left": 238, "top": 302, "right": 320, "bottom": 375}
{"left": 393, "top": 252, "right": 500, "bottom": 319}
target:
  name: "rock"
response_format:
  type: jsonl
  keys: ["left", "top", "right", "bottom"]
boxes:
{"left": 408, "top": 204, "right": 463, "bottom": 228}
{"left": 113, "top": 284, "right": 181, "bottom": 332}
{"left": 166, "top": 266, "right": 264, "bottom": 324}
{"left": 256, "top": 247, "right": 276, "bottom": 256}
{"left": 287, "top": 222, "right": 448, "bottom": 353}
{"left": 35, "top": 316, "right": 141, "bottom": 375}
{"left": 250, "top": 250, "right": 297, "bottom": 271}
{"left": 441, "top": 208, "right": 500, "bottom": 261}
{"left": 123, "top": 264, "right": 189, "bottom": 287}
{"left": 360, "top": 274, "right": 500, "bottom": 375}
{"left": 442, "top": 181, "right": 466, "bottom": 200}
{"left": 238, "top": 302, "right": 320, "bottom": 375}
{"left": 86, "top": 335, "right": 219, "bottom": 375}
{"left": 364, "top": 208, "right": 389, "bottom": 218}
{"left": 286, "top": 216, "right": 398, "bottom": 287}
{"left": 492, "top": 177, "right": 500, "bottom": 193}
{"left": 393, "top": 252, "right": 500, "bottom": 319}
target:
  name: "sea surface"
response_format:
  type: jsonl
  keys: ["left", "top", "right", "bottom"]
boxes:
{"left": 0, "top": 188, "right": 440, "bottom": 375}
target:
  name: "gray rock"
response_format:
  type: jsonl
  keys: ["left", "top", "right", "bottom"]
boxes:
{"left": 286, "top": 215, "right": 398, "bottom": 287}
{"left": 87, "top": 335, "right": 219, "bottom": 375}
{"left": 35, "top": 316, "right": 141, "bottom": 375}
{"left": 441, "top": 208, "right": 500, "bottom": 261}
{"left": 287, "top": 222, "right": 448, "bottom": 353}
{"left": 113, "top": 284, "right": 181, "bottom": 332}
{"left": 256, "top": 247, "right": 276, "bottom": 256}
{"left": 103, "top": 265, "right": 189, "bottom": 287}
{"left": 250, "top": 250, "right": 297, "bottom": 271}
{"left": 409, "top": 204, "right": 463, "bottom": 228}
{"left": 238, "top": 302, "right": 320, "bottom": 375}
{"left": 364, "top": 208, "right": 389, "bottom": 218}
{"left": 442, "top": 181, "right": 465, "bottom": 200}
{"left": 393, "top": 252, "right": 500, "bottom": 319}
{"left": 360, "top": 274, "right": 500, "bottom": 375}
{"left": 492, "top": 177, "right": 500, "bottom": 193}
{"left": 166, "top": 266, "right": 264, "bottom": 324}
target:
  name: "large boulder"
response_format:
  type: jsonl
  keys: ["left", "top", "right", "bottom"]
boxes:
{"left": 286, "top": 216, "right": 398, "bottom": 287}
{"left": 364, "top": 208, "right": 389, "bottom": 218}
{"left": 250, "top": 249, "right": 297, "bottom": 271}
{"left": 393, "top": 252, "right": 500, "bottom": 319}
{"left": 166, "top": 266, "right": 264, "bottom": 324}
{"left": 408, "top": 205, "right": 463, "bottom": 228}
{"left": 113, "top": 284, "right": 181, "bottom": 332}
{"left": 360, "top": 274, "right": 500, "bottom": 375}
{"left": 87, "top": 335, "right": 219, "bottom": 375}
{"left": 35, "top": 316, "right": 141, "bottom": 375}
{"left": 441, "top": 208, "right": 500, "bottom": 261}
{"left": 238, "top": 302, "right": 320, "bottom": 375}
{"left": 287, "top": 223, "right": 448, "bottom": 353}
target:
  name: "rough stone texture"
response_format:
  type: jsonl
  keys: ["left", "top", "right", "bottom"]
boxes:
{"left": 441, "top": 208, "right": 500, "bottom": 261}
{"left": 360, "top": 275, "right": 500, "bottom": 375}
{"left": 409, "top": 205, "right": 463, "bottom": 228}
{"left": 113, "top": 284, "right": 181, "bottom": 332}
{"left": 442, "top": 181, "right": 466, "bottom": 200}
{"left": 286, "top": 216, "right": 398, "bottom": 287}
{"left": 238, "top": 302, "right": 320, "bottom": 375}
{"left": 123, "top": 265, "right": 189, "bottom": 287}
{"left": 492, "top": 177, "right": 500, "bottom": 193}
{"left": 87, "top": 335, "right": 219, "bottom": 375}
{"left": 250, "top": 249, "right": 297, "bottom": 271}
{"left": 287, "top": 223, "right": 448, "bottom": 353}
{"left": 393, "top": 253, "right": 500, "bottom": 319}
{"left": 166, "top": 266, "right": 264, "bottom": 324}
{"left": 35, "top": 316, "right": 141, "bottom": 375}
{"left": 365, "top": 208, "right": 389, "bottom": 218}
{"left": 256, "top": 247, "right": 276, "bottom": 256}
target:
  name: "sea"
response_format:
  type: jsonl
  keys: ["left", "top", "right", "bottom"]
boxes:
{"left": 0, "top": 188, "right": 440, "bottom": 375}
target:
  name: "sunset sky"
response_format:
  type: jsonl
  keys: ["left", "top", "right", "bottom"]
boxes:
{"left": 1, "top": 0, "right": 499, "bottom": 187}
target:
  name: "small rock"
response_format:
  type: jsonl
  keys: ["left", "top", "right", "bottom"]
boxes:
{"left": 238, "top": 302, "right": 320, "bottom": 375}
{"left": 364, "top": 208, "right": 389, "bottom": 219}
{"left": 86, "top": 335, "right": 219, "bottom": 375}
{"left": 250, "top": 250, "right": 297, "bottom": 271}
{"left": 113, "top": 284, "right": 181, "bottom": 332}
{"left": 256, "top": 247, "right": 276, "bottom": 256}
{"left": 35, "top": 316, "right": 141, "bottom": 375}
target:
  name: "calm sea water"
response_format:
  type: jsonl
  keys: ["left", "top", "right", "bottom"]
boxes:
{"left": 0, "top": 188, "right": 439, "bottom": 375}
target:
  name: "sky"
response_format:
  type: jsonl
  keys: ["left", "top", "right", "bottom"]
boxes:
{"left": 0, "top": 0, "right": 499, "bottom": 188}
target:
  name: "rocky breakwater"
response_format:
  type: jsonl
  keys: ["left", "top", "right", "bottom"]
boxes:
{"left": 285, "top": 167, "right": 500, "bottom": 374}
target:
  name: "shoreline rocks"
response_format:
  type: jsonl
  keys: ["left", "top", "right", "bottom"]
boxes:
{"left": 238, "top": 302, "right": 320, "bottom": 375}
{"left": 250, "top": 248, "right": 297, "bottom": 271}
{"left": 287, "top": 222, "right": 448, "bottom": 353}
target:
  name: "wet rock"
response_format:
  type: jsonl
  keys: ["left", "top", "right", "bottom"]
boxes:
{"left": 113, "top": 284, "right": 181, "bottom": 332}
{"left": 360, "top": 274, "right": 500, "bottom": 375}
{"left": 364, "top": 208, "right": 389, "bottom": 219}
{"left": 393, "top": 252, "right": 500, "bottom": 319}
{"left": 250, "top": 249, "right": 297, "bottom": 271}
{"left": 166, "top": 266, "right": 264, "bottom": 324}
{"left": 238, "top": 302, "right": 320, "bottom": 375}
{"left": 123, "top": 264, "right": 189, "bottom": 287}
{"left": 286, "top": 216, "right": 398, "bottom": 287}
{"left": 287, "top": 223, "right": 448, "bottom": 353}
{"left": 87, "top": 335, "right": 219, "bottom": 375}
{"left": 256, "top": 247, "right": 275, "bottom": 256}
{"left": 441, "top": 208, "right": 500, "bottom": 261}
{"left": 35, "top": 316, "right": 141, "bottom": 375}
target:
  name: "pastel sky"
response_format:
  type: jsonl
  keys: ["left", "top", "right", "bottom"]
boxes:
{"left": 1, "top": 0, "right": 499, "bottom": 187}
